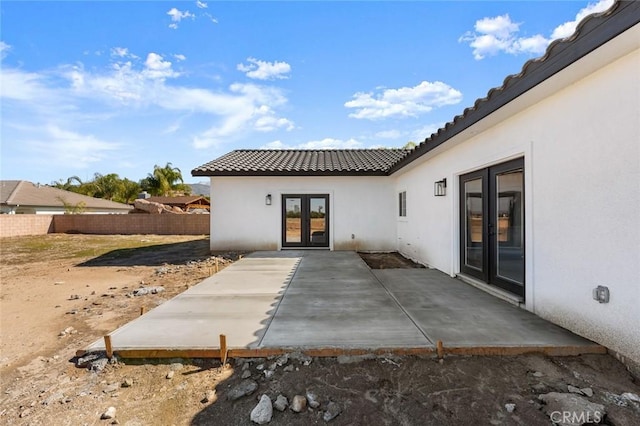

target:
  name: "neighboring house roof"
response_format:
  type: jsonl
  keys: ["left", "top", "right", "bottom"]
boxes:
{"left": 193, "top": 1, "right": 639, "bottom": 178}
{"left": 146, "top": 196, "right": 210, "bottom": 206}
{"left": 192, "top": 149, "right": 411, "bottom": 176}
{"left": 0, "top": 180, "right": 132, "bottom": 211}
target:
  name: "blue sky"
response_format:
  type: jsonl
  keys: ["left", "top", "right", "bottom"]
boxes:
{"left": 0, "top": 0, "right": 613, "bottom": 184}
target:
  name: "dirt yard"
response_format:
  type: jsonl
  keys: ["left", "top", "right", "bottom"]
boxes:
{"left": 1, "top": 235, "right": 639, "bottom": 425}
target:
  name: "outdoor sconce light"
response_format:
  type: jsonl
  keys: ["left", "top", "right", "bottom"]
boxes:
{"left": 265, "top": 194, "right": 272, "bottom": 205}
{"left": 434, "top": 178, "right": 447, "bottom": 196}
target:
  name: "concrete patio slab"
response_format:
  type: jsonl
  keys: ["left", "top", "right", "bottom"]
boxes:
{"left": 374, "top": 269, "right": 594, "bottom": 347}
{"left": 82, "top": 250, "right": 601, "bottom": 357}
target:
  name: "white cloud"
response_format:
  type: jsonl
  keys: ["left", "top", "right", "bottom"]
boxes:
{"left": 1, "top": 41, "right": 11, "bottom": 60}
{"left": 143, "top": 53, "right": 179, "bottom": 80}
{"left": 237, "top": 57, "right": 291, "bottom": 80}
{"left": 110, "top": 47, "right": 137, "bottom": 59}
{"left": 173, "top": 54, "right": 186, "bottom": 62}
{"left": 254, "top": 115, "right": 295, "bottom": 132}
{"left": 261, "top": 138, "right": 363, "bottom": 150}
{"left": 196, "top": 0, "right": 207, "bottom": 9}
{"left": 461, "top": 0, "right": 614, "bottom": 60}
{"left": 345, "top": 81, "right": 462, "bottom": 120}
{"left": 411, "top": 123, "right": 446, "bottom": 142}
{"left": 204, "top": 13, "right": 218, "bottom": 24}
{"left": 551, "top": 0, "right": 614, "bottom": 40}
{"left": 375, "top": 129, "right": 402, "bottom": 139}
{"left": 28, "top": 125, "right": 120, "bottom": 168}
{"left": 1, "top": 52, "right": 294, "bottom": 152}
{"left": 167, "top": 7, "right": 194, "bottom": 29}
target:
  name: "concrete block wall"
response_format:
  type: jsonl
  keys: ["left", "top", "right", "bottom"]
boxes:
{"left": 0, "top": 215, "right": 55, "bottom": 237}
{"left": 0, "top": 214, "right": 209, "bottom": 237}
{"left": 53, "top": 214, "right": 210, "bottom": 235}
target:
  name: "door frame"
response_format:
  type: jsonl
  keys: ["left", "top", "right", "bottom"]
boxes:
{"left": 281, "top": 194, "right": 330, "bottom": 248}
{"left": 459, "top": 158, "right": 525, "bottom": 297}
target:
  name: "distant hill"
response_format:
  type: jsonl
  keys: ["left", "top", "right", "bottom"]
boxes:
{"left": 188, "top": 183, "right": 210, "bottom": 196}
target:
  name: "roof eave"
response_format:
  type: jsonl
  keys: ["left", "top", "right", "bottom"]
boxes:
{"left": 191, "top": 170, "right": 390, "bottom": 177}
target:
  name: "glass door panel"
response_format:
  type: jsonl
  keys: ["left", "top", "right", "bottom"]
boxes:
{"left": 282, "top": 194, "right": 329, "bottom": 248}
{"left": 284, "top": 197, "right": 302, "bottom": 244}
{"left": 460, "top": 158, "right": 525, "bottom": 298}
{"left": 465, "top": 178, "right": 484, "bottom": 271}
{"left": 309, "top": 197, "right": 327, "bottom": 246}
{"left": 493, "top": 168, "right": 524, "bottom": 288}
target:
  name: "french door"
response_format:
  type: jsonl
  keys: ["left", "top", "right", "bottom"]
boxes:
{"left": 282, "top": 194, "right": 329, "bottom": 248}
{"left": 460, "top": 158, "right": 525, "bottom": 297}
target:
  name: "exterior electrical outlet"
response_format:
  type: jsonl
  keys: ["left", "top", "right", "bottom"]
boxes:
{"left": 593, "top": 286, "right": 610, "bottom": 304}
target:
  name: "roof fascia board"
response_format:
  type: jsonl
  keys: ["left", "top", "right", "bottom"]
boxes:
{"left": 192, "top": 170, "right": 390, "bottom": 177}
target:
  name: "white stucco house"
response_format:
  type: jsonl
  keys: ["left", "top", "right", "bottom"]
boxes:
{"left": 193, "top": 3, "right": 639, "bottom": 372}
{"left": 0, "top": 180, "right": 132, "bottom": 214}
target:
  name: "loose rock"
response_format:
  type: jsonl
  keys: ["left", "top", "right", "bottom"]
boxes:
{"left": 103, "top": 383, "right": 119, "bottom": 393}
{"left": 89, "top": 358, "right": 109, "bottom": 373}
{"left": 264, "top": 370, "right": 274, "bottom": 379}
{"left": 101, "top": 406, "right": 116, "bottom": 420}
{"left": 74, "top": 353, "right": 95, "bottom": 367}
{"left": 132, "top": 286, "right": 165, "bottom": 296}
{"left": 539, "top": 392, "right": 605, "bottom": 425}
{"left": 227, "top": 380, "right": 258, "bottom": 401}
{"left": 290, "top": 351, "right": 312, "bottom": 365}
{"left": 249, "top": 394, "right": 272, "bottom": 424}
{"left": 202, "top": 390, "right": 217, "bottom": 404}
{"left": 323, "top": 401, "right": 342, "bottom": 422}
{"left": 505, "top": 403, "right": 516, "bottom": 413}
{"left": 166, "top": 371, "right": 174, "bottom": 380}
{"left": 241, "top": 370, "right": 252, "bottom": 379}
{"left": 581, "top": 388, "right": 593, "bottom": 397}
{"left": 274, "top": 394, "right": 288, "bottom": 412}
{"left": 283, "top": 365, "right": 295, "bottom": 373}
{"left": 121, "top": 379, "right": 133, "bottom": 388}
{"left": 337, "top": 354, "right": 375, "bottom": 364}
{"left": 306, "top": 391, "right": 320, "bottom": 409}
{"left": 43, "top": 392, "right": 64, "bottom": 405}
{"left": 622, "top": 392, "right": 640, "bottom": 403}
{"left": 290, "top": 395, "right": 307, "bottom": 413}
{"left": 275, "top": 354, "right": 289, "bottom": 366}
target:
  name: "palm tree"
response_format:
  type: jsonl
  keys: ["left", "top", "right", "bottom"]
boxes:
{"left": 143, "top": 163, "right": 190, "bottom": 196}
{"left": 90, "top": 173, "right": 123, "bottom": 201}
{"left": 52, "top": 176, "right": 83, "bottom": 191}
{"left": 119, "top": 178, "right": 142, "bottom": 204}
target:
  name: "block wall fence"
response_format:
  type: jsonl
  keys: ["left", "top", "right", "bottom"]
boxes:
{"left": 0, "top": 214, "right": 209, "bottom": 238}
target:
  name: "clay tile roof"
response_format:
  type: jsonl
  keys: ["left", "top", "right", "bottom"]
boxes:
{"left": 192, "top": 149, "right": 411, "bottom": 176}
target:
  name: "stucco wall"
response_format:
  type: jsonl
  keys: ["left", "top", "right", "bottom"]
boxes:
{"left": 393, "top": 38, "right": 639, "bottom": 364}
{"left": 209, "top": 176, "right": 396, "bottom": 251}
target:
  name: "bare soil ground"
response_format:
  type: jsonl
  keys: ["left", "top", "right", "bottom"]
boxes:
{"left": 1, "top": 235, "right": 639, "bottom": 425}
{"left": 358, "top": 252, "right": 425, "bottom": 269}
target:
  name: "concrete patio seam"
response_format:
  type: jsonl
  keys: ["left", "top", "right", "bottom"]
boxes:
{"left": 255, "top": 254, "right": 304, "bottom": 348}
{"left": 365, "top": 266, "right": 436, "bottom": 346}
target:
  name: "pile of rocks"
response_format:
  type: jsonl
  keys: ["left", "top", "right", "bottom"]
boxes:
{"left": 219, "top": 353, "right": 344, "bottom": 424}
